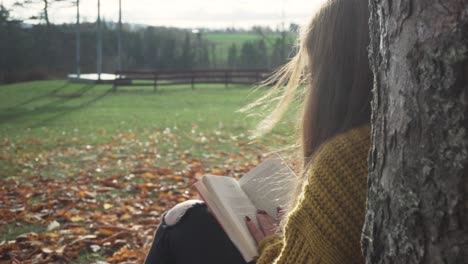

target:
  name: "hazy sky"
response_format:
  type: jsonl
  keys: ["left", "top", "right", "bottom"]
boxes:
{"left": 2, "top": 0, "right": 323, "bottom": 29}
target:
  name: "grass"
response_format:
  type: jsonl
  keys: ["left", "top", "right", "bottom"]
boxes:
{"left": 204, "top": 32, "right": 296, "bottom": 65}
{"left": 205, "top": 32, "right": 281, "bottom": 43}
{"left": 0, "top": 222, "right": 46, "bottom": 241}
{"left": 0, "top": 80, "right": 296, "bottom": 141}
{"left": 73, "top": 250, "right": 106, "bottom": 264}
{"left": 0, "top": 81, "right": 252, "bottom": 137}
{"left": 0, "top": 80, "right": 296, "bottom": 262}
{"left": 0, "top": 80, "right": 300, "bottom": 175}
{"left": 0, "top": 80, "right": 295, "bottom": 178}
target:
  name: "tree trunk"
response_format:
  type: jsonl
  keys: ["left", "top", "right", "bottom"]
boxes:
{"left": 362, "top": 0, "right": 468, "bottom": 263}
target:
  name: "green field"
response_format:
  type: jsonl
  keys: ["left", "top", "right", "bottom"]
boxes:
{"left": 206, "top": 33, "right": 274, "bottom": 42}
{"left": 205, "top": 32, "right": 296, "bottom": 65}
{"left": 0, "top": 80, "right": 295, "bottom": 263}
{"left": 1, "top": 81, "right": 294, "bottom": 135}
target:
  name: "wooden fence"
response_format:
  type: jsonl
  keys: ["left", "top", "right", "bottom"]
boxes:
{"left": 113, "top": 69, "right": 273, "bottom": 91}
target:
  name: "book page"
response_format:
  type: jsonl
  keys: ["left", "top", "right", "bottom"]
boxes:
{"left": 201, "top": 175, "right": 259, "bottom": 261}
{"left": 238, "top": 156, "right": 297, "bottom": 218}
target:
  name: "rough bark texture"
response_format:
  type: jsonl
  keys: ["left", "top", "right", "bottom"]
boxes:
{"left": 362, "top": 0, "right": 468, "bottom": 263}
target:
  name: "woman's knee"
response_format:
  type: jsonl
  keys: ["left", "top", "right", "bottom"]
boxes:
{"left": 144, "top": 200, "right": 206, "bottom": 263}
{"left": 146, "top": 200, "right": 246, "bottom": 264}
{"left": 163, "top": 199, "right": 205, "bottom": 226}
{"left": 161, "top": 199, "right": 223, "bottom": 244}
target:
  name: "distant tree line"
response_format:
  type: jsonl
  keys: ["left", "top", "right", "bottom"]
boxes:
{"left": 0, "top": 4, "right": 297, "bottom": 84}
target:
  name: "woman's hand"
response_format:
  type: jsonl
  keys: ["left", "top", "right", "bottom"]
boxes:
{"left": 245, "top": 208, "right": 283, "bottom": 244}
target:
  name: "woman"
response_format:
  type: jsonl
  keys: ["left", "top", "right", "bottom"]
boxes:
{"left": 144, "top": 0, "right": 372, "bottom": 263}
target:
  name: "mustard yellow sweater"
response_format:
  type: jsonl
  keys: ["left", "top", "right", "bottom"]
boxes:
{"left": 257, "top": 125, "right": 370, "bottom": 264}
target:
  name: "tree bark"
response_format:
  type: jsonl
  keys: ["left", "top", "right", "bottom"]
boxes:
{"left": 363, "top": 0, "right": 468, "bottom": 263}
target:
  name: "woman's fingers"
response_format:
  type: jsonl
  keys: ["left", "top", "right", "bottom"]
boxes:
{"left": 245, "top": 216, "right": 264, "bottom": 244}
{"left": 245, "top": 209, "right": 280, "bottom": 244}
{"left": 261, "top": 210, "right": 277, "bottom": 228}
{"left": 257, "top": 210, "right": 277, "bottom": 237}
{"left": 277, "top": 207, "right": 285, "bottom": 220}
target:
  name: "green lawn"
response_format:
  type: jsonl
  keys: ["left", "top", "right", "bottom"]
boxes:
{"left": 205, "top": 32, "right": 296, "bottom": 65}
{"left": 205, "top": 32, "right": 279, "bottom": 43}
{"left": 0, "top": 80, "right": 295, "bottom": 263}
{"left": 0, "top": 81, "right": 262, "bottom": 137}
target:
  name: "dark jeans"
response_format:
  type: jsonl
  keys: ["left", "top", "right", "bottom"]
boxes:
{"left": 144, "top": 202, "right": 249, "bottom": 264}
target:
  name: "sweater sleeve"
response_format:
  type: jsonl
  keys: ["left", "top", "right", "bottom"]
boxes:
{"left": 256, "top": 125, "right": 370, "bottom": 264}
{"left": 257, "top": 234, "right": 283, "bottom": 262}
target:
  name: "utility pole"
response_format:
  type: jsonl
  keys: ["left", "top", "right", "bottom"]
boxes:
{"left": 281, "top": 0, "right": 286, "bottom": 32}
{"left": 96, "top": 0, "right": 102, "bottom": 81}
{"left": 76, "top": 0, "right": 80, "bottom": 78}
{"left": 118, "top": 0, "right": 122, "bottom": 72}
{"left": 281, "top": 0, "right": 287, "bottom": 62}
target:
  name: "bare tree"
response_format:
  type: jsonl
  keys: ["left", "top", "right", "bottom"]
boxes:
{"left": 362, "top": 0, "right": 468, "bottom": 263}
{"left": 14, "top": 0, "right": 70, "bottom": 27}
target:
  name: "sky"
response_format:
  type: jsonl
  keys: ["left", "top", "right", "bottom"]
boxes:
{"left": 2, "top": 0, "right": 323, "bottom": 29}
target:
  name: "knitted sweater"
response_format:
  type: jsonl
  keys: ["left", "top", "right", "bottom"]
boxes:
{"left": 256, "top": 125, "right": 370, "bottom": 264}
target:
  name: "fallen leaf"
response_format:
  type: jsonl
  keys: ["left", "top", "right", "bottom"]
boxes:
{"left": 47, "top": 220, "right": 60, "bottom": 231}
{"left": 90, "top": 244, "right": 101, "bottom": 252}
{"left": 70, "top": 216, "right": 85, "bottom": 222}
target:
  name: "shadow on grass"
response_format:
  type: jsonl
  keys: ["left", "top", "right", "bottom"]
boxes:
{"left": 113, "top": 83, "right": 253, "bottom": 95}
{"left": 3, "top": 82, "right": 70, "bottom": 111}
{"left": 50, "top": 83, "right": 97, "bottom": 98}
{"left": 0, "top": 84, "right": 114, "bottom": 126}
{"left": 32, "top": 86, "right": 114, "bottom": 128}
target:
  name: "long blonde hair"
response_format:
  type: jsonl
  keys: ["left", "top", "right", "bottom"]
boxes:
{"left": 246, "top": 0, "right": 371, "bottom": 165}
{"left": 245, "top": 0, "right": 373, "bottom": 215}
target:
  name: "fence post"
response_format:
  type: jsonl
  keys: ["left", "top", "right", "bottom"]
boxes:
{"left": 153, "top": 74, "right": 158, "bottom": 92}
{"left": 112, "top": 73, "right": 118, "bottom": 92}
{"left": 224, "top": 71, "right": 228, "bottom": 88}
{"left": 191, "top": 72, "right": 195, "bottom": 90}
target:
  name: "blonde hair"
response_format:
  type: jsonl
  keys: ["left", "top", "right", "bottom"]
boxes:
{"left": 243, "top": 0, "right": 373, "bottom": 224}
{"left": 242, "top": 2, "right": 327, "bottom": 138}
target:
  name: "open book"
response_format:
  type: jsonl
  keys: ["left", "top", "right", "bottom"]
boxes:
{"left": 193, "top": 156, "right": 297, "bottom": 262}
